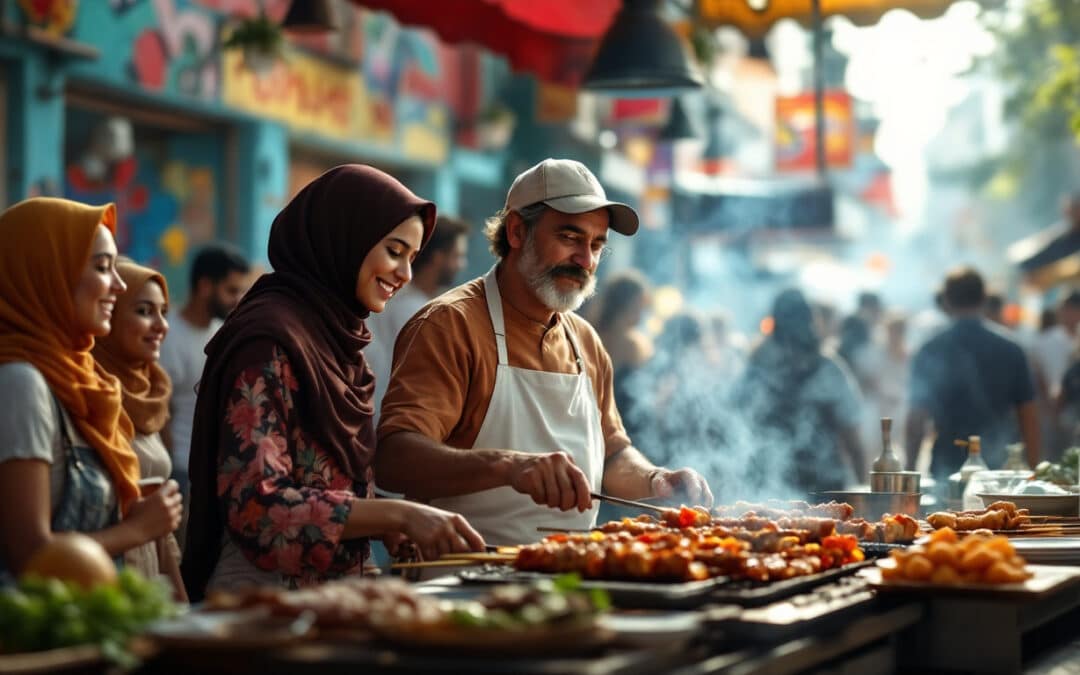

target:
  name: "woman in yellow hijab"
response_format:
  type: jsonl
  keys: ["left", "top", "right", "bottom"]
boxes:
{"left": 93, "top": 259, "right": 186, "bottom": 600}
{"left": 0, "top": 197, "right": 183, "bottom": 581}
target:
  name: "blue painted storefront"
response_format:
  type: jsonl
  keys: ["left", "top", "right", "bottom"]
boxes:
{"left": 0, "top": 0, "right": 518, "bottom": 301}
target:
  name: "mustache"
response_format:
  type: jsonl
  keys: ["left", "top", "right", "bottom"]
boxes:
{"left": 547, "top": 264, "right": 591, "bottom": 282}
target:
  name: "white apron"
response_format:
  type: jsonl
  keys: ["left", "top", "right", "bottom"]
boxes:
{"left": 430, "top": 267, "right": 605, "bottom": 546}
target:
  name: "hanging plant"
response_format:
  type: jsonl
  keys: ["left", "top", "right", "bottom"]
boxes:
{"left": 222, "top": 12, "right": 284, "bottom": 74}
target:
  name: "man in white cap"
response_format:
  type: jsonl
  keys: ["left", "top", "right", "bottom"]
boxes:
{"left": 375, "top": 158, "right": 712, "bottom": 546}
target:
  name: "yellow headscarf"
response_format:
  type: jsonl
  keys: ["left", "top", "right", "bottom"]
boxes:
{"left": 93, "top": 261, "right": 173, "bottom": 436}
{"left": 0, "top": 197, "right": 141, "bottom": 514}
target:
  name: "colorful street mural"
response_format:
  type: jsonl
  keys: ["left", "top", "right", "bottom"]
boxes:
{"left": 222, "top": 8, "right": 450, "bottom": 162}
{"left": 67, "top": 0, "right": 452, "bottom": 162}
{"left": 63, "top": 109, "right": 220, "bottom": 294}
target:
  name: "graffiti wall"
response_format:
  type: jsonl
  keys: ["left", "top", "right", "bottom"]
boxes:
{"left": 66, "top": 0, "right": 451, "bottom": 163}
{"left": 63, "top": 107, "right": 222, "bottom": 299}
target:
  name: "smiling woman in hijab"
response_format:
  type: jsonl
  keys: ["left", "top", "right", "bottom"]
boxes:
{"left": 93, "top": 259, "right": 187, "bottom": 600}
{"left": 0, "top": 198, "right": 183, "bottom": 581}
{"left": 181, "top": 165, "right": 485, "bottom": 600}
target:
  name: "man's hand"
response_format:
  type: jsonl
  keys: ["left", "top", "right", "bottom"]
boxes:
{"left": 650, "top": 468, "right": 714, "bottom": 508}
{"left": 508, "top": 451, "right": 592, "bottom": 512}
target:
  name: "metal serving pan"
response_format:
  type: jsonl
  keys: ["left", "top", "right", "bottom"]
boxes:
{"left": 813, "top": 491, "right": 921, "bottom": 520}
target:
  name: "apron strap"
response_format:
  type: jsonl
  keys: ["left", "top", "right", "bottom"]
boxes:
{"left": 483, "top": 266, "right": 510, "bottom": 366}
{"left": 562, "top": 320, "right": 586, "bottom": 374}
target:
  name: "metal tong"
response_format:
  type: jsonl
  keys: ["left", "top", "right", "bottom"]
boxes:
{"left": 590, "top": 491, "right": 667, "bottom": 514}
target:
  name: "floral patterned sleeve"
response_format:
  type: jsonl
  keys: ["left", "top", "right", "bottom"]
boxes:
{"left": 217, "top": 342, "right": 365, "bottom": 582}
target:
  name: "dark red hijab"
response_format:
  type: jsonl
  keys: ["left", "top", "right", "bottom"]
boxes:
{"left": 182, "top": 165, "right": 435, "bottom": 599}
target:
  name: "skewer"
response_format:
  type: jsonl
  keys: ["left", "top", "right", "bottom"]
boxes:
{"left": 437, "top": 552, "right": 518, "bottom": 563}
{"left": 390, "top": 559, "right": 492, "bottom": 570}
{"left": 590, "top": 492, "right": 667, "bottom": 514}
{"left": 537, "top": 526, "right": 592, "bottom": 533}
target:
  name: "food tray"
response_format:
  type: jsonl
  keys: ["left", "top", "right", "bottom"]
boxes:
{"left": 861, "top": 562, "right": 1080, "bottom": 599}
{"left": 457, "top": 568, "right": 728, "bottom": 609}
{"left": 709, "top": 561, "right": 874, "bottom": 607}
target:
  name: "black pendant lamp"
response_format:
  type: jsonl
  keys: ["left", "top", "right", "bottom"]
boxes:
{"left": 702, "top": 101, "right": 728, "bottom": 160}
{"left": 282, "top": 0, "right": 340, "bottom": 34}
{"left": 659, "top": 97, "right": 698, "bottom": 142}
{"left": 583, "top": 0, "right": 703, "bottom": 97}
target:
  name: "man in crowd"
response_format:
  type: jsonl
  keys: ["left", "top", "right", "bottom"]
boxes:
{"left": 375, "top": 158, "right": 712, "bottom": 545}
{"left": 905, "top": 267, "right": 1039, "bottom": 478}
{"left": 366, "top": 215, "right": 470, "bottom": 419}
{"left": 160, "top": 244, "right": 250, "bottom": 493}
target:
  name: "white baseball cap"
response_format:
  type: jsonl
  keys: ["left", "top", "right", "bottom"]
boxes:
{"left": 505, "top": 158, "right": 639, "bottom": 236}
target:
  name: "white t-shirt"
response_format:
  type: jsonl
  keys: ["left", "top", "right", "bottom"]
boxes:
{"left": 159, "top": 315, "right": 221, "bottom": 473}
{"left": 364, "top": 285, "right": 430, "bottom": 423}
{"left": 1031, "top": 325, "right": 1075, "bottom": 399}
{"left": 0, "top": 362, "right": 106, "bottom": 513}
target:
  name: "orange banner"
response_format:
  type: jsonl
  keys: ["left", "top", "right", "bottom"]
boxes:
{"left": 775, "top": 91, "right": 854, "bottom": 172}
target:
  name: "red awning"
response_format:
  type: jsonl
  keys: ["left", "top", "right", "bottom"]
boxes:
{"left": 351, "top": 0, "right": 622, "bottom": 87}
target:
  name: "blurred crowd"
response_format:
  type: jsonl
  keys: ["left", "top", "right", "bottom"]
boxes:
{"left": 584, "top": 256, "right": 1080, "bottom": 501}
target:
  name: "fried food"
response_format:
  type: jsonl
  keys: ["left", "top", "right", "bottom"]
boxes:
{"left": 926, "top": 501, "right": 1030, "bottom": 531}
{"left": 883, "top": 527, "right": 1034, "bottom": 585}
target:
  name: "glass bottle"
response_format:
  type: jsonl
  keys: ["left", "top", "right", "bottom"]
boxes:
{"left": 1002, "top": 443, "right": 1030, "bottom": 472}
{"left": 948, "top": 436, "right": 990, "bottom": 510}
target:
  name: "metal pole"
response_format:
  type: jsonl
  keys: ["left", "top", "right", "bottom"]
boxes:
{"left": 811, "top": 0, "right": 826, "bottom": 178}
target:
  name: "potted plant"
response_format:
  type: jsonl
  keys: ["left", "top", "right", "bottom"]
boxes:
{"left": 222, "top": 12, "right": 284, "bottom": 75}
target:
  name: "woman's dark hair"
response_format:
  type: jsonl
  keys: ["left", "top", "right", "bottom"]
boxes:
{"left": 771, "top": 288, "right": 819, "bottom": 354}
{"left": 596, "top": 270, "right": 650, "bottom": 331}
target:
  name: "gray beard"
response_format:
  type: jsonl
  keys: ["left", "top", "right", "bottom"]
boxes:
{"left": 516, "top": 235, "right": 596, "bottom": 313}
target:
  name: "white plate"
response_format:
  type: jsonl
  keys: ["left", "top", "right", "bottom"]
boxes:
{"left": 976, "top": 493, "right": 1079, "bottom": 516}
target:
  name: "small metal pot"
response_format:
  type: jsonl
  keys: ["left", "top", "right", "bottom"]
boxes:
{"left": 814, "top": 491, "right": 921, "bottom": 520}
{"left": 870, "top": 471, "right": 921, "bottom": 494}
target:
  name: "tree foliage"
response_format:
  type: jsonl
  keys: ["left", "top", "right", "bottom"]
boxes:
{"left": 987, "top": 0, "right": 1080, "bottom": 142}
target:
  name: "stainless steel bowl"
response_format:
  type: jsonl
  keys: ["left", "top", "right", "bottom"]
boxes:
{"left": 869, "top": 471, "right": 921, "bottom": 494}
{"left": 814, "top": 491, "right": 921, "bottom": 520}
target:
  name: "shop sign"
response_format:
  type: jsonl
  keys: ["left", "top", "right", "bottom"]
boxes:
{"left": 774, "top": 91, "right": 854, "bottom": 172}
{"left": 223, "top": 46, "right": 449, "bottom": 163}
{"left": 223, "top": 47, "right": 387, "bottom": 143}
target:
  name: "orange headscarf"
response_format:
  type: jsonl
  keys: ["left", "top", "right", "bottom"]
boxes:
{"left": 92, "top": 261, "right": 173, "bottom": 436}
{"left": 0, "top": 197, "right": 141, "bottom": 514}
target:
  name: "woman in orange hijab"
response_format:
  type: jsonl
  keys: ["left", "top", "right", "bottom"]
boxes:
{"left": 93, "top": 259, "right": 186, "bottom": 600}
{"left": 0, "top": 198, "right": 183, "bottom": 581}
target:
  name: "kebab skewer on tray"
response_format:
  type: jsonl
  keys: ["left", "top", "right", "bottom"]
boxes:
{"left": 926, "top": 501, "right": 1030, "bottom": 531}
{"left": 514, "top": 529, "right": 864, "bottom": 583}
{"left": 625, "top": 503, "right": 919, "bottom": 544}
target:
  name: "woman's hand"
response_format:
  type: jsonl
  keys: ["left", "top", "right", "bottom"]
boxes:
{"left": 387, "top": 501, "right": 485, "bottom": 561}
{"left": 125, "top": 479, "right": 183, "bottom": 542}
